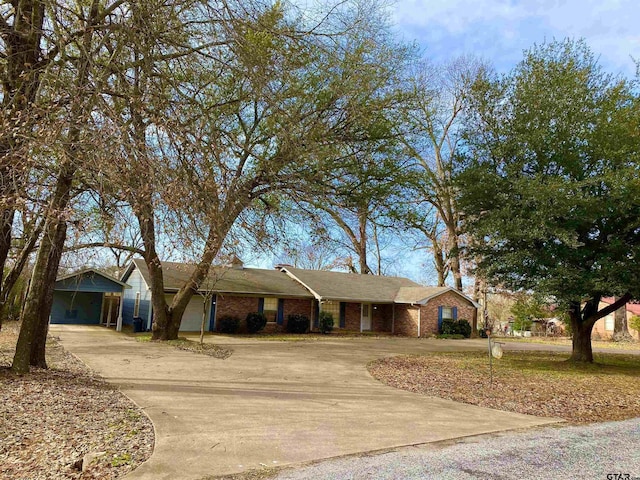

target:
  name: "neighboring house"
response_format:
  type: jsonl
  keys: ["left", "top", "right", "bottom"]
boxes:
{"left": 113, "top": 259, "right": 479, "bottom": 337}
{"left": 51, "top": 269, "right": 130, "bottom": 329}
{"left": 592, "top": 298, "right": 640, "bottom": 341}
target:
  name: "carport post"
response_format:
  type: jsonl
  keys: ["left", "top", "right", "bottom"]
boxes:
{"left": 116, "top": 294, "right": 124, "bottom": 332}
{"left": 106, "top": 297, "right": 114, "bottom": 327}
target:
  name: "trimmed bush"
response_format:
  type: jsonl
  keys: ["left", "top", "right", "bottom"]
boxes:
{"left": 441, "top": 319, "right": 472, "bottom": 338}
{"left": 457, "top": 319, "right": 472, "bottom": 338}
{"left": 286, "top": 314, "right": 309, "bottom": 334}
{"left": 246, "top": 312, "right": 267, "bottom": 333}
{"left": 318, "top": 311, "right": 334, "bottom": 334}
{"left": 217, "top": 315, "right": 240, "bottom": 334}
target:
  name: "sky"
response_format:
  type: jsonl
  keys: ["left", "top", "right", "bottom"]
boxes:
{"left": 391, "top": 0, "right": 639, "bottom": 78}
{"left": 249, "top": 0, "right": 640, "bottom": 286}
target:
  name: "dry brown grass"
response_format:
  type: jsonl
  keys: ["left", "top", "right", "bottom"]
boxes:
{"left": 368, "top": 351, "right": 640, "bottom": 424}
{"left": 0, "top": 322, "right": 154, "bottom": 479}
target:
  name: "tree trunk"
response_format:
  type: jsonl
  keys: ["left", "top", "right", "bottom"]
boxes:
{"left": 470, "top": 276, "right": 481, "bottom": 338}
{"left": 613, "top": 297, "right": 631, "bottom": 341}
{"left": 30, "top": 221, "right": 67, "bottom": 368}
{"left": 432, "top": 236, "right": 447, "bottom": 287}
{"left": 12, "top": 165, "right": 73, "bottom": 373}
{"left": 449, "top": 236, "right": 463, "bottom": 291}
{"left": 569, "top": 312, "right": 594, "bottom": 363}
{"left": 357, "top": 212, "right": 371, "bottom": 274}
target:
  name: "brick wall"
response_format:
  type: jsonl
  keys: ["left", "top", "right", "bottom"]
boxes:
{"left": 215, "top": 295, "right": 260, "bottom": 331}
{"left": 419, "top": 291, "right": 477, "bottom": 337}
{"left": 372, "top": 304, "right": 392, "bottom": 332}
{"left": 216, "top": 295, "right": 314, "bottom": 332}
{"left": 283, "top": 298, "right": 314, "bottom": 329}
{"left": 394, "top": 304, "right": 419, "bottom": 336}
{"left": 344, "top": 302, "right": 361, "bottom": 330}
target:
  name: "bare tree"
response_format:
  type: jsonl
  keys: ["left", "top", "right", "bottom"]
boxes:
{"left": 401, "top": 56, "right": 487, "bottom": 290}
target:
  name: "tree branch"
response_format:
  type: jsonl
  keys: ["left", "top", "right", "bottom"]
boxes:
{"left": 64, "top": 242, "right": 145, "bottom": 256}
{"left": 588, "top": 293, "right": 632, "bottom": 323}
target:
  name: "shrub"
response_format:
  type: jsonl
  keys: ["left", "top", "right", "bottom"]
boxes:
{"left": 441, "top": 319, "right": 458, "bottom": 335}
{"left": 457, "top": 319, "right": 472, "bottom": 338}
{"left": 286, "top": 314, "right": 309, "bottom": 334}
{"left": 441, "top": 319, "right": 472, "bottom": 338}
{"left": 217, "top": 315, "right": 240, "bottom": 334}
{"left": 318, "top": 311, "right": 334, "bottom": 334}
{"left": 246, "top": 312, "right": 267, "bottom": 333}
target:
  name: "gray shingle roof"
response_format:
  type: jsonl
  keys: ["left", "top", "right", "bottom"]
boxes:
{"left": 127, "top": 259, "right": 478, "bottom": 306}
{"left": 394, "top": 286, "right": 477, "bottom": 305}
{"left": 131, "top": 259, "right": 313, "bottom": 298}
{"left": 280, "top": 267, "right": 422, "bottom": 303}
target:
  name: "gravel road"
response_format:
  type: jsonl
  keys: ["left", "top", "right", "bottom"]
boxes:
{"left": 273, "top": 419, "right": 640, "bottom": 480}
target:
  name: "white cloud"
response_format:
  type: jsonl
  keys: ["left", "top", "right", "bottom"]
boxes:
{"left": 391, "top": 0, "right": 639, "bottom": 76}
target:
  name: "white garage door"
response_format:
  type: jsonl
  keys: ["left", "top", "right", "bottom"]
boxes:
{"left": 165, "top": 294, "right": 210, "bottom": 332}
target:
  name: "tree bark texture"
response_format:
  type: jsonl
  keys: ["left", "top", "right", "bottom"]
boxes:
{"left": 0, "top": 0, "right": 47, "bottom": 325}
{"left": 613, "top": 296, "right": 632, "bottom": 341}
{"left": 568, "top": 294, "right": 632, "bottom": 363}
{"left": 12, "top": 163, "right": 73, "bottom": 373}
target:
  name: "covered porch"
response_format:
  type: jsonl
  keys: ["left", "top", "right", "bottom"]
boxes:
{"left": 51, "top": 269, "right": 130, "bottom": 331}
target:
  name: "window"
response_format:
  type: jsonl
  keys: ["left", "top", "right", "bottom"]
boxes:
{"left": 263, "top": 297, "right": 278, "bottom": 322}
{"left": 321, "top": 301, "right": 340, "bottom": 321}
{"left": 441, "top": 306, "right": 454, "bottom": 320}
{"left": 133, "top": 292, "right": 141, "bottom": 317}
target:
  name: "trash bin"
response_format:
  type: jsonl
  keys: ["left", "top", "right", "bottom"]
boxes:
{"left": 133, "top": 317, "right": 143, "bottom": 333}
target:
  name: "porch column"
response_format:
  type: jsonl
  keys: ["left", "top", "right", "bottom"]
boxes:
{"left": 116, "top": 293, "right": 124, "bottom": 332}
{"left": 106, "top": 297, "right": 114, "bottom": 328}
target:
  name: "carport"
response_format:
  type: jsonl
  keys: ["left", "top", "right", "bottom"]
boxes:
{"left": 51, "top": 269, "right": 129, "bottom": 331}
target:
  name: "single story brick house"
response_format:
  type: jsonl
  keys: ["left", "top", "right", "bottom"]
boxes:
{"left": 115, "top": 259, "right": 479, "bottom": 337}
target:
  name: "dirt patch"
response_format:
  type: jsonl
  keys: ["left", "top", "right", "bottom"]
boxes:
{"left": 368, "top": 351, "right": 640, "bottom": 424}
{"left": 0, "top": 322, "right": 154, "bottom": 479}
{"left": 135, "top": 335, "right": 232, "bottom": 358}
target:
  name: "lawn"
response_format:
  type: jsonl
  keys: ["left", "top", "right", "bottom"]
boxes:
{"left": 0, "top": 322, "right": 154, "bottom": 479}
{"left": 368, "top": 351, "right": 640, "bottom": 424}
{"left": 500, "top": 336, "right": 640, "bottom": 351}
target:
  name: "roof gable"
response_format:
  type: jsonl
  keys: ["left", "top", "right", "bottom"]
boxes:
{"left": 395, "top": 286, "right": 480, "bottom": 307}
{"left": 55, "top": 269, "right": 129, "bottom": 293}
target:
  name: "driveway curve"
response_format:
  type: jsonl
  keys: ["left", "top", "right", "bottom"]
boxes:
{"left": 52, "top": 326, "right": 560, "bottom": 479}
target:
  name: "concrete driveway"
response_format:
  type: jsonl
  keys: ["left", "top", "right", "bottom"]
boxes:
{"left": 51, "top": 326, "right": 561, "bottom": 479}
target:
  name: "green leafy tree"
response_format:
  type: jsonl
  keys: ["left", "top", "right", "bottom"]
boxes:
{"left": 510, "top": 295, "right": 549, "bottom": 332}
{"left": 458, "top": 39, "right": 640, "bottom": 362}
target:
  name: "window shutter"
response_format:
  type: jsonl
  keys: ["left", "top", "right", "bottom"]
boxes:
{"left": 437, "top": 306, "right": 443, "bottom": 332}
{"left": 339, "top": 302, "right": 346, "bottom": 328}
{"left": 258, "top": 297, "right": 264, "bottom": 314}
{"left": 452, "top": 307, "right": 458, "bottom": 321}
{"left": 277, "top": 299, "right": 285, "bottom": 325}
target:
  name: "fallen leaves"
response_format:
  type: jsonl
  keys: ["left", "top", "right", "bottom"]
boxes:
{"left": 368, "top": 351, "right": 640, "bottom": 424}
{"left": 0, "top": 322, "right": 154, "bottom": 479}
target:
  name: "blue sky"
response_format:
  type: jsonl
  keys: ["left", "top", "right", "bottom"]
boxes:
{"left": 391, "top": 0, "right": 639, "bottom": 77}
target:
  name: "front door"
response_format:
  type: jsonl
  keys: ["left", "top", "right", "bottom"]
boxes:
{"left": 361, "top": 303, "right": 372, "bottom": 331}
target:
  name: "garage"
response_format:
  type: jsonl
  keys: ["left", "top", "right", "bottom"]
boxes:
{"left": 51, "top": 269, "right": 129, "bottom": 330}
